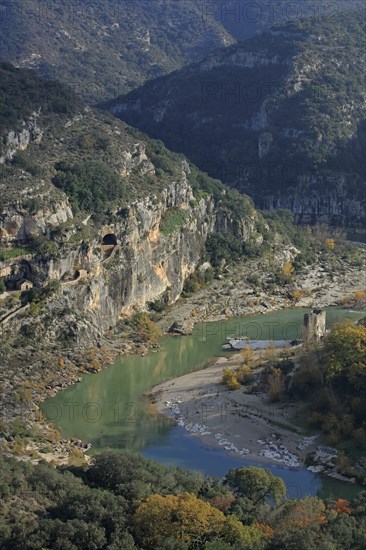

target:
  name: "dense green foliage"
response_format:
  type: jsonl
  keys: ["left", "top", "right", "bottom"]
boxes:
{"left": 53, "top": 160, "right": 125, "bottom": 212}
{"left": 0, "top": 62, "right": 81, "bottom": 133}
{"left": 288, "top": 320, "right": 366, "bottom": 472}
{"left": 209, "top": 0, "right": 364, "bottom": 40}
{"left": 206, "top": 232, "right": 259, "bottom": 267}
{"left": 160, "top": 207, "right": 189, "bottom": 236}
{"left": 0, "top": 453, "right": 365, "bottom": 549}
{"left": 188, "top": 170, "right": 254, "bottom": 220}
{"left": 0, "top": 0, "right": 232, "bottom": 103}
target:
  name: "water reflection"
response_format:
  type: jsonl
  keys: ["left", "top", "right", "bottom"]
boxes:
{"left": 42, "top": 307, "right": 365, "bottom": 495}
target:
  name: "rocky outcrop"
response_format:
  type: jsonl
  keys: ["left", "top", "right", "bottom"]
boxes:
{"left": 118, "top": 143, "right": 155, "bottom": 177}
{"left": 2, "top": 169, "right": 257, "bottom": 342}
{"left": 168, "top": 319, "right": 195, "bottom": 335}
{"left": 260, "top": 174, "right": 366, "bottom": 227}
{"left": 0, "top": 197, "right": 73, "bottom": 243}
{"left": 0, "top": 112, "right": 43, "bottom": 163}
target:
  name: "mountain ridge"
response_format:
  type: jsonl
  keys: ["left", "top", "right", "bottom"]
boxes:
{"left": 0, "top": 0, "right": 234, "bottom": 103}
{"left": 107, "top": 8, "right": 366, "bottom": 226}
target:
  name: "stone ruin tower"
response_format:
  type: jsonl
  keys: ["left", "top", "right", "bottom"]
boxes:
{"left": 304, "top": 309, "right": 326, "bottom": 343}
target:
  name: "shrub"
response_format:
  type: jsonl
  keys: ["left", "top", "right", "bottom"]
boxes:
{"left": 53, "top": 160, "right": 125, "bottom": 212}
{"left": 12, "top": 151, "right": 42, "bottom": 177}
{"left": 133, "top": 313, "right": 162, "bottom": 344}
{"left": 222, "top": 368, "right": 240, "bottom": 390}
{"left": 160, "top": 207, "right": 188, "bottom": 235}
{"left": 267, "top": 368, "right": 285, "bottom": 402}
{"left": 0, "top": 278, "right": 6, "bottom": 293}
{"left": 206, "top": 233, "right": 245, "bottom": 267}
{"left": 148, "top": 299, "right": 166, "bottom": 313}
{"left": 236, "top": 365, "right": 253, "bottom": 385}
{"left": 30, "top": 235, "right": 59, "bottom": 257}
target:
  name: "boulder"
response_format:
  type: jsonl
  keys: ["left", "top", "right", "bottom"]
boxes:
{"left": 168, "top": 319, "right": 194, "bottom": 335}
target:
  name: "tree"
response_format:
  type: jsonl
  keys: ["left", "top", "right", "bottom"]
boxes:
{"left": 240, "top": 345, "right": 254, "bottom": 364}
{"left": 334, "top": 499, "right": 351, "bottom": 515}
{"left": 270, "top": 497, "right": 326, "bottom": 531}
{"left": 225, "top": 467, "right": 286, "bottom": 505}
{"left": 264, "top": 341, "right": 278, "bottom": 365}
{"left": 325, "top": 321, "right": 366, "bottom": 387}
{"left": 132, "top": 493, "right": 226, "bottom": 548}
{"left": 267, "top": 368, "right": 285, "bottom": 402}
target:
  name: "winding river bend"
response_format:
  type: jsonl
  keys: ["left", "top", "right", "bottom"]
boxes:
{"left": 42, "top": 307, "right": 364, "bottom": 499}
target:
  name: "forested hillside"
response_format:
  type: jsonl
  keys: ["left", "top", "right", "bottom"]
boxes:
{"left": 0, "top": 0, "right": 233, "bottom": 103}
{"left": 1, "top": 453, "right": 366, "bottom": 549}
{"left": 108, "top": 9, "right": 366, "bottom": 226}
{"left": 0, "top": 62, "right": 258, "bottom": 239}
{"left": 208, "top": 0, "right": 365, "bottom": 39}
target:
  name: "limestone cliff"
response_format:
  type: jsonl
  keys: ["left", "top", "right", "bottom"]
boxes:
{"left": 2, "top": 169, "right": 257, "bottom": 342}
{"left": 0, "top": 64, "right": 261, "bottom": 346}
{"left": 260, "top": 175, "right": 365, "bottom": 227}
{"left": 0, "top": 111, "right": 43, "bottom": 164}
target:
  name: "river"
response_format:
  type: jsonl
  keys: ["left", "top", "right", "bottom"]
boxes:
{"left": 42, "top": 307, "right": 365, "bottom": 499}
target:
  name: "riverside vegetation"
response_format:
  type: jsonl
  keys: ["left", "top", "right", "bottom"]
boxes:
{"left": 1, "top": 452, "right": 366, "bottom": 550}
{"left": 220, "top": 313, "right": 366, "bottom": 484}
{"left": 0, "top": 11, "right": 365, "bottom": 549}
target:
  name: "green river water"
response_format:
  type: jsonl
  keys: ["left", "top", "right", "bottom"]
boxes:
{"left": 42, "top": 307, "right": 365, "bottom": 499}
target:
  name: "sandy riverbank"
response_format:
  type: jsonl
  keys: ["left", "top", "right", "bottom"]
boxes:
{"left": 150, "top": 351, "right": 319, "bottom": 468}
{"left": 3, "top": 246, "right": 364, "bottom": 466}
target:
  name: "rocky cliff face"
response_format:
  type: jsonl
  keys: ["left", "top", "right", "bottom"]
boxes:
{"left": 260, "top": 175, "right": 365, "bottom": 227}
{"left": 0, "top": 63, "right": 260, "bottom": 346}
{"left": 0, "top": 197, "right": 73, "bottom": 244}
{"left": 2, "top": 168, "right": 257, "bottom": 341}
{"left": 0, "top": 112, "right": 43, "bottom": 163}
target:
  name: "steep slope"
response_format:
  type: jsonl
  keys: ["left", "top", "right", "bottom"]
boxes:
{"left": 108, "top": 9, "right": 366, "bottom": 226}
{"left": 0, "top": 0, "right": 234, "bottom": 103}
{"left": 1, "top": 65, "right": 365, "bottom": 465}
{"left": 208, "top": 0, "right": 364, "bottom": 39}
{"left": 0, "top": 63, "right": 264, "bottom": 341}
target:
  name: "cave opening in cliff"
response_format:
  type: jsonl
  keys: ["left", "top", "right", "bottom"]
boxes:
{"left": 102, "top": 234, "right": 118, "bottom": 246}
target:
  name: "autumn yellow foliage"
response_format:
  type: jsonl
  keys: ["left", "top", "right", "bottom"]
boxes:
{"left": 267, "top": 368, "right": 285, "bottom": 402}
{"left": 325, "top": 238, "right": 335, "bottom": 250}
{"left": 325, "top": 320, "right": 366, "bottom": 388}
{"left": 132, "top": 492, "right": 262, "bottom": 548}
{"left": 282, "top": 260, "right": 294, "bottom": 279}
{"left": 222, "top": 367, "right": 240, "bottom": 390}
{"left": 240, "top": 344, "right": 254, "bottom": 364}
{"left": 340, "top": 290, "right": 366, "bottom": 308}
